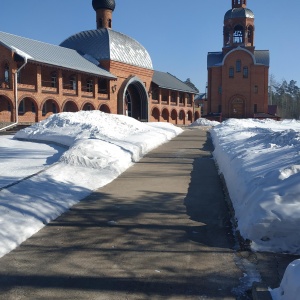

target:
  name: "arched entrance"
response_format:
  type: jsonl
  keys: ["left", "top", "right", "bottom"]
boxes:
{"left": 151, "top": 107, "right": 160, "bottom": 122}
{"left": 171, "top": 109, "right": 178, "bottom": 125}
{"left": 161, "top": 108, "right": 169, "bottom": 122}
{"left": 82, "top": 102, "right": 95, "bottom": 111}
{"left": 99, "top": 104, "right": 110, "bottom": 114}
{"left": 118, "top": 76, "right": 149, "bottom": 121}
{"left": 0, "top": 95, "right": 13, "bottom": 122}
{"left": 230, "top": 97, "right": 245, "bottom": 118}
{"left": 63, "top": 100, "right": 78, "bottom": 112}
{"left": 42, "top": 99, "right": 59, "bottom": 118}
{"left": 18, "top": 97, "right": 38, "bottom": 123}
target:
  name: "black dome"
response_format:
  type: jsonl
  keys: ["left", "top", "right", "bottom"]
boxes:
{"left": 92, "top": 0, "right": 116, "bottom": 11}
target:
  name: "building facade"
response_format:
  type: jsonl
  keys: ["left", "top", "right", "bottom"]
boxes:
{"left": 0, "top": 0, "right": 197, "bottom": 127}
{"left": 207, "top": 0, "right": 270, "bottom": 119}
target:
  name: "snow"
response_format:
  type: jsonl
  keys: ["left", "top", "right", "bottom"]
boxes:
{"left": 1, "top": 113, "right": 300, "bottom": 296}
{"left": 211, "top": 118, "right": 300, "bottom": 255}
{"left": 270, "top": 259, "right": 300, "bottom": 300}
{"left": 0, "top": 111, "right": 182, "bottom": 258}
{"left": 210, "top": 118, "right": 300, "bottom": 299}
{"left": 190, "top": 117, "right": 220, "bottom": 127}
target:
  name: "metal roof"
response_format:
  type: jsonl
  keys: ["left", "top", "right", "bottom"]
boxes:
{"left": 152, "top": 71, "right": 198, "bottom": 94}
{"left": 0, "top": 31, "right": 116, "bottom": 79}
{"left": 60, "top": 29, "right": 153, "bottom": 70}
{"left": 207, "top": 50, "right": 270, "bottom": 68}
{"left": 224, "top": 8, "right": 254, "bottom": 21}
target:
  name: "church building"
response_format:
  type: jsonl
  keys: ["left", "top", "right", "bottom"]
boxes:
{"left": 0, "top": 0, "right": 197, "bottom": 128}
{"left": 207, "top": 0, "right": 271, "bottom": 119}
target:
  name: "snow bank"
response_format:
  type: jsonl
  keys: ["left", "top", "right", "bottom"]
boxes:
{"left": 211, "top": 118, "right": 300, "bottom": 254}
{"left": 0, "top": 111, "right": 182, "bottom": 258}
{"left": 270, "top": 259, "right": 300, "bottom": 300}
{"left": 190, "top": 117, "right": 220, "bottom": 127}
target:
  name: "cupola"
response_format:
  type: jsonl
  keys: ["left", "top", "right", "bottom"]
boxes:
{"left": 92, "top": 0, "right": 116, "bottom": 29}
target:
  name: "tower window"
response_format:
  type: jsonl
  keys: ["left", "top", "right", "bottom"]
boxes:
{"left": 108, "top": 19, "right": 112, "bottom": 28}
{"left": 229, "top": 67, "right": 234, "bottom": 78}
{"left": 98, "top": 18, "right": 103, "bottom": 28}
{"left": 236, "top": 60, "right": 241, "bottom": 72}
{"left": 233, "top": 25, "right": 244, "bottom": 43}
{"left": 243, "top": 67, "right": 249, "bottom": 78}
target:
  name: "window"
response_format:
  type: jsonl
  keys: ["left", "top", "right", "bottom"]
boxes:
{"left": 171, "top": 92, "right": 176, "bottom": 103}
{"left": 51, "top": 73, "right": 57, "bottom": 88}
{"left": 98, "top": 18, "right": 103, "bottom": 28}
{"left": 254, "top": 85, "right": 258, "bottom": 94}
{"left": 70, "top": 76, "right": 76, "bottom": 90}
{"left": 108, "top": 19, "right": 112, "bottom": 28}
{"left": 87, "top": 79, "right": 93, "bottom": 92}
{"left": 218, "top": 86, "right": 222, "bottom": 94}
{"left": 4, "top": 64, "right": 9, "bottom": 83}
{"left": 236, "top": 60, "right": 241, "bottom": 72}
{"left": 98, "top": 78, "right": 108, "bottom": 94}
{"left": 233, "top": 25, "right": 244, "bottom": 43}
{"left": 229, "top": 67, "right": 234, "bottom": 78}
{"left": 243, "top": 67, "right": 249, "bottom": 78}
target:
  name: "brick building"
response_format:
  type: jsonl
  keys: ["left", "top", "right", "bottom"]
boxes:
{"left": 207, "top": 0, "right": 271, "bottom": 119}
{"left": 0, "top": 0, "right": 197, "bottom": 127}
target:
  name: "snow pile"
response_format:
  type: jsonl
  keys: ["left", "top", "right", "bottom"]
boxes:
{"left": 211, "top": 118, "right": 300, "bottom": 254}
{"left": 270, "top": 259, "right": 300, "bottom": 300}
{"left": 0, "top": 111, "right": 182, "bottom": 258}
{"left": 190, "top": 117, "right": 220, "bottom": 127}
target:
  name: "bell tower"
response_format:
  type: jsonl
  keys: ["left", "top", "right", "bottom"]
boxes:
{"left": 92, "top": 0, "right": 116, "bottom": 30}
{"left": 223, "top": 0, "right": 254, "bottom": 54}
{"left": 232, "top": 0, "right": 247, "bottom": 8}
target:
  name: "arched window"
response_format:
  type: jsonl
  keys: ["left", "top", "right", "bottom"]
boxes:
{"left": 108, "top": 19, "right": 112, "bottom": 28}
{"left": 4, "top": 64, "right": 9, "bottom": 83}
{"left": 233, "top": 25, "right": 244, "bottom": 44}
{"left": 229, "top": 67, "right": 234, "bottom": 78}
{"left": 98, "top": 18, "right": 103, "bottom": 28}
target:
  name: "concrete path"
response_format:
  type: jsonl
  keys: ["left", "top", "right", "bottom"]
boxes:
{"left": 0, "top": 127, "right": 245, "bottom": 299}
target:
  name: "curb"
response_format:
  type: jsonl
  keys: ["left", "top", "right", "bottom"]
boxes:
{"left": 252, "top": 282, "right": 272, "bottom": 300}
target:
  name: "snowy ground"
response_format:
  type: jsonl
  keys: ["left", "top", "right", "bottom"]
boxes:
{"left": 0, "top": 111, "right": 182, "bottom": 258}
{"left": 1, "top": 114, "right": 300, "bottom": 298}
{"left": 210, "top": 118, "right": 300, "bottom": 300}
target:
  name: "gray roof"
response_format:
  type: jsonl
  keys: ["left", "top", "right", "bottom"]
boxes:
{"left": 224, "top": 8, "right": 254, "bottom": 21}
{"left": 152, "top": 71, "right": 198, "bottom": 94}
{"left": 0, "top": 31, "right": 116, "bottom": 79}
{"left": 207, "top": 50, "right": 270, "bottom": 68}
{"left": 60, "top": 29, "right": 153, "bottom": 70}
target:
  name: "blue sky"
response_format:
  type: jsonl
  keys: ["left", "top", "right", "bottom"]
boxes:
{"left": 1, "top": 0, "right": 299, "bottom": 92}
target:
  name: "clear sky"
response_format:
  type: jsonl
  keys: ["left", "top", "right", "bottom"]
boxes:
{"left": 1, "top": 0, "right": 299, "bottom": 93}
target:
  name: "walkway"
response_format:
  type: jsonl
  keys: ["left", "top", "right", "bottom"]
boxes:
{"left": 0, "top": 127, "right": 244, "bottom": 299}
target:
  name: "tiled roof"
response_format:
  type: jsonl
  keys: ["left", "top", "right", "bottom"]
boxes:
{"left": 152, "top": 71, "right": 198, "bottom": 93}
{"left": 0, "top": 31, "right": 116, "bottom": 79}
{"left": 60, "top": 29, "right": 153, "bottom": 70}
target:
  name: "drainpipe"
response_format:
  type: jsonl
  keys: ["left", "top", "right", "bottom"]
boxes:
{"left": 0, "top": 51, "right": 28, "bottom": 132}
